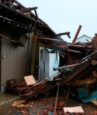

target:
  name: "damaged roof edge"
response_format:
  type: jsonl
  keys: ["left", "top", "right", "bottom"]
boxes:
{"left": 0, "top": 0, "right": 63, "bottom": 39}
{"left": 15, "top": 0, "right": 60, "bottom": 38}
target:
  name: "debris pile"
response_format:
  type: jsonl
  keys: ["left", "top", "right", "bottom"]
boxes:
{"left": 1, "top": 0, "right": 97, "bottom": 114}
{"left": 11, "top": 97, "right": 97, "bottom": 115}
{"left": 5, "top": 34, "right": 97, "bottom": 104}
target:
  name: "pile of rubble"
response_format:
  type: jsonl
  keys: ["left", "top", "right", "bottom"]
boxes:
{"left": 11, "top": 97, "right": 97, "bottom": 115}
{"left": 5, "top": 34, "right": 97, "bottom": 103}
{"left": 1, "top": 0, "right": 97, "bottom": 114}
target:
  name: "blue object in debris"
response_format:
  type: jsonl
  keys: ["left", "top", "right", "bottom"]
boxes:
{"left": 78, "top": 87, "right": 90, "bottom": 99}
{"left": 77, "top": 84, "right": 97, "bottom": 103}
{"left": 81, "top": 90, "right": 97, "bottom": 103}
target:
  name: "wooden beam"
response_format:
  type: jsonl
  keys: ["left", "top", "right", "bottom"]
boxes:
{"left": 31, "top": 35, "right": 38, "bottom": 75}
{"left": 72, "top": 25, "right": 82, "bottom": 43}
{"left": 0, "top": 37, "right": 1, "bottom": 91}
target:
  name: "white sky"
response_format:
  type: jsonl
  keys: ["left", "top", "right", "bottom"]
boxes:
{"left": 19, "top": 0, "right": 97, "bottom": 42}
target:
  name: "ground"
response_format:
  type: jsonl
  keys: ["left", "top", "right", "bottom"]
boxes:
{"left": 0, "top": 93, "right": 97, "bottom": 115}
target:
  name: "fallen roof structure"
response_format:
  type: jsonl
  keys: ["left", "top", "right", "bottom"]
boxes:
{"left": 0, "top": 0, "right": 63, "bottom": 46}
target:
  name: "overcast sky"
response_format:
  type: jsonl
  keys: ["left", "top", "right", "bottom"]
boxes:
{"left": 19, "top": 0, "right": 97, "bottom": 42}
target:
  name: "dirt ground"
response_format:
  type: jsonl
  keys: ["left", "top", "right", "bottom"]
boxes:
{"left": 0, "top": 93, "right": 97, "bottom": 115}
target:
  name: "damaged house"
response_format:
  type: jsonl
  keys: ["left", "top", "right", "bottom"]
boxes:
{"left": 0, "top": 0, "right": 62, "bottom": 92}
{"left": 1, "top": 0, "right": 97, "bottom": 108}
{"left": 0, "top": 0, "right": 76, "bottom": 97}
{"left": 1, "top": 0, "right": 97, "bottom": 114}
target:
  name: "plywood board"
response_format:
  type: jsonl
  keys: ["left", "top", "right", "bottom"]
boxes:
{"left": 24, "top": 75, "right": 36, "bottom": 85}
{"left": 63, "top": 106, "right": 84, "bottom": 113}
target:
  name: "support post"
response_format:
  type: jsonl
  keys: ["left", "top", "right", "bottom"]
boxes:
{"left": 0, "top": 37, "right": 1, "bottom": 91}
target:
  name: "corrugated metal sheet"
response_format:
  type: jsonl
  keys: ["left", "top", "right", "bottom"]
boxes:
{"left": 1, "top": 35, "right": 32, "bottom": 88}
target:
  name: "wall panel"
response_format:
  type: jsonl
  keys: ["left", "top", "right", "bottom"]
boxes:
{"left": 1, "top": 37, "right": 32, "bottom": 88}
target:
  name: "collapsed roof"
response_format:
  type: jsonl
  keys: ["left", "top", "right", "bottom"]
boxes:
{"left": 0, "top": 0, "right": 60, "bottom": 45}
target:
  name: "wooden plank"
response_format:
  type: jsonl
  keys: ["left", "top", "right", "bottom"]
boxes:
{"left": 0, "top": 37, "right": 1, "bottom": 91}
{"left": 24, "top": 75, "right": 36, "bottom": 85}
